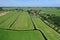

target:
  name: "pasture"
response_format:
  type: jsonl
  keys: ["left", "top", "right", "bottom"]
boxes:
{"left": 0, "top": 7, "right": 60, "bottom": 40}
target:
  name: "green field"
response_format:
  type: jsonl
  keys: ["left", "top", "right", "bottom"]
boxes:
{"left": 0, "top": 12, "right": 20, "bottom": 29}
{"left": 11, "top": 12, "right": 34, "bottom": 30}
{"left": 32, "top": 17, "right": 60, "bottom": 40}
{"left": 0, "top": 29, "right": 44, "bottom": 40}
{"left": 0, "top": 8, "right": 60, "bottom": 40}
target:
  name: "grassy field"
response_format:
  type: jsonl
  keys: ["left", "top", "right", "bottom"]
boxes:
{"left": 0, "top": 29, "right": 44, "bottom": 40}
{"left": 32, "top": 17, "right": 60, "bottom": 40}
{"left": 0, "top": 12, "right": 12, "bottom": 23}
{"left": 11, "top": 12, "right": 34, "bottom": 30}
{"left": 0, "top": 11, "right": 20, "bottom": 29}
{"left": 0, "top": 8, "right": 60, "bottom": 40}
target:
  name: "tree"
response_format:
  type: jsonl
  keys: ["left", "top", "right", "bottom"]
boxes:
{"left": 0, "top": 7, "right": 3, "bottom": 11}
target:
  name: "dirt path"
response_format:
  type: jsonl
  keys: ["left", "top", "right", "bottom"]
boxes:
{"left": 0, "top": 12, "right": 9, "bottom": 16}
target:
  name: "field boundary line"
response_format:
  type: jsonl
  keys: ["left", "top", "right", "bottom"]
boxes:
{"left": 9, "top": 14, "right": 20, "bottom": 28}
{"left": 28, "top": 12, "right": 47, "bottom": 40}
{"left": 40, "top": 17, "right": 60, "bottom": 34}
{"left": 0, "top": 28, "right": 35, "bottom": 31}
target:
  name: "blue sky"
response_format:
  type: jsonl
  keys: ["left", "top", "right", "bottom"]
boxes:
{"left": 0, "top": 0, "right": 60, "bottom": 7}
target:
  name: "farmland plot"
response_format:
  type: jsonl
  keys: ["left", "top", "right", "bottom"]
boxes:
{"left": 0, "top": 11, "right": 45, "bottom": 40}
{"left": 0, "top": 29, "right": 44, "bottom": 40}
{"left": 11, "top": 12, "right": 34, "bottom": 30}
{"left": 0, "top": 12, "right": 20, "bottom": 29}
{"left": 32, "top": 17, "right": 60, "bottom": 40}
{"left": 0, "top": 12, "right": 11, "bottom": 23}
{"left": 0, "top": 8, "right": 60, "bottom": 40}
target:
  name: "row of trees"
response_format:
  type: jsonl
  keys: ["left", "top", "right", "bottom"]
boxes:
{"left": 3, "top": 8, "right": 24, "bottom": 12}
{"left": 40, "top": 13, "right": 60, "bottom": 27}
{"left": 48, "top": 15, "right": 60, "bottom": 26}
{"left": 0, "top": 7, "right": 24, "bottom": 12}
{"left": 0, "top": 7, "right": 3, "bottom": 11}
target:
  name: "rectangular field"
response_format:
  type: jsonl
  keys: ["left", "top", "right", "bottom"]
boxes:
{"left": 0, "top": 29, "right": 44, "bottom": 40}
{"left": 11, "top": 12, "right": 34, "bottom": 30}
{"left": 0, "top": 12, "right": 20, "bottom": 29}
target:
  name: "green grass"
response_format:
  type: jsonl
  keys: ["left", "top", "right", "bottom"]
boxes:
{"left": 32, "top": 17, "right": 60, "bottom": 40}
{"left": 0, "top": 12, "right": 12, "bottom": 23}
{"left": 0, "top": 8, "right": 60, "bottom": 40}
{"left": 11, "top": 12, "right": 34, "bottom": 30}
{"left": 0, "top": 29, "right": 44, "bottom": 40}
{"left": 0, "top": 12, "right": 20, "bottom": 29}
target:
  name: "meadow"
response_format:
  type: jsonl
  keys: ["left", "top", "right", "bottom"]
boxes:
{"left": 0, "top": 7, "right": 60, "bottom": 40}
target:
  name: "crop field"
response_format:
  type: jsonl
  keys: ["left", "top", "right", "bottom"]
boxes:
{"left": 32, "top": 17, "right": 60, "bottom": 40}
{"left": 0, "top": 8, "right": 60, "bottom": 40}
{"left": 11, "top": 12, "right": 34, "bottom": 30}
{"left": 0, "top": 29, "right": 44, "bottom": 40}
